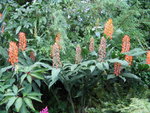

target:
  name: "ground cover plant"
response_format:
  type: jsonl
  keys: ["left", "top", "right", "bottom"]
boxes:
{"left": 0, "top": 0, "right": 150, "bottom": 113}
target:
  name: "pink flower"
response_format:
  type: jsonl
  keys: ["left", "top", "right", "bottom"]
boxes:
{"left": 40, "top": 106, "right": 49, "bottom": 113}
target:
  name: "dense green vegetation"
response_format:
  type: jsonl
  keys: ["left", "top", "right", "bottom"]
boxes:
{"left": 0, "top": 0, "right": 149, "bottom": 113}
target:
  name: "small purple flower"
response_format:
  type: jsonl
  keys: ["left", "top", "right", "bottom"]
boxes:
{"left": 40, "top": 106, "right": 49, "bottom": 113}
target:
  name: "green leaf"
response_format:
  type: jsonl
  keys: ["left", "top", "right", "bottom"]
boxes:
{"left": 122, "top": 73, "right": 141, "bottom": 80}
{"left": 48, "top": 68, "right": 60, "bottom": 88}
{"left": 15, "top": 97, "right": 23, "bottom": 112}
{"left": 0, "top": 66, "right": 12, "bottom": 77}
{"left": 31, "top": 62, "right": 52, "bottom": 70}
{"left": 21, "top": 74, "right": 27, "bottom": 84}
{"left": 102, "top": 62, "right": 109, "bottom": 70}
{"left": 90, "top": 66, "right": 95, "bottom": 73}
{"left": 107, "top": 74, "right": 116, "bottom": 80}
{"left": 4, "top": 93, "right": 16, "bottom": 97}
{"left": 6, "top": 97, "right": 17, "bottom": 110}
{"left": 27, "top": 75, "right": 32, "bottom": 84}
{"left": 24, "top": 98, "right": 35, "bottom": 111}
{"left": 20, "top": 102, "right": 29, "bottom": 113}
{"left": 30, "top": 73, "right": 44, "bottom": 80}
{"left": 13, "top": 85, "right": 18, "bottom": 95}
{"left": 0, "top": 47, "right": 8, "bottom": 58}
{"left": 16, "top": 26, "right": 22, "bottom": 34}
{"left": 81, "top": 60, "right": 96, "bottom": 67}
{"left": 70, "top": 64, "right": 78, "bottom": 71}
{"left": 96, "top": 63, "right": 104, "bottom": 70}
{"left": 90, "top": 51, "right": 98, "bottom": 56}
{"left": 28, "top": 92, "right": 42, "bottom": 96}
{"left": 108, "top": 58, "right": 128, "bottom": 66}
{"left": 27, "top": 96, "right": 42, "bottom": 102}
{"left": 119, "top": 76, "right": 126, "bottom": 82}
{"left": 123, "top": 48, "right": 146, "bottom": 56}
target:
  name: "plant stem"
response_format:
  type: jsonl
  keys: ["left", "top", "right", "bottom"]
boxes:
{"left": 67, "top": 86, "right": 75, "bottom": 113}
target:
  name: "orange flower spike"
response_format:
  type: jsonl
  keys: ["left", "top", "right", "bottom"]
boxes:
{"left": 114, "top": 62, "right": 121, "bottom": 76}
{"left": 98, "top": 37, "right": 106, "bottom": 62}
{"left": 104, "top": 18, "right": 114, "bottom": 39}
{"left": 52, "top": 43, "right": 61, "bottom": 68}
{"left": 89, "top": 37, "right": 95, "bottom": 52}
{"left": 8, "top": 42, "right": 19, "bottom": 65}
{"left": 146, "top": 50, "right": 150, "bottom": 64}
{"left": 0, "top": 13, "right": 2, "bottom": 19}
{"left": 55, "top": 33, "right": 61, "bottom": 49}
{"left": 125, "top": 55, "right": 133, "bottom": 65}
{"left": 75, "top": 45, "right": 82, "bottom": 64}
{"left": 18, "top": 32, "right": 27, "bottom": 51}
{"left": 121, "top": 35, "right": 130, "bottom": 53}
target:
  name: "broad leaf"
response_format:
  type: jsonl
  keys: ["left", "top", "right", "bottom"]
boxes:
{"left": 24, "top": 98, "right": 35, "bottom": 110}
{"left": 96, "top": 63, "right": 104, "bottom": 70}
{"left": 90, "top": 66, "right": 95, "bottom": 73}
{"left": 48, "top": 68, "right": 60, "bottom": 88}
{"left": 27, "top": 75, "right": 32, "bottom": 84}
{"left": 107, "top": 74, "right": 116, "bottom": 80}
{"left": 12, "top": 85, "right": 18, "bottom": 95}
{"left": 16, "top": 26, "right": 22, "bottom": 34}
{"left": 108, "top": 58, "right": 128, "bottom": 66}
{"left": 6, "top": 97, "right": 17, "bottom": 110}
{"left": 30, "top": 73, "right": 44, "bottom": 80}
{"left": 122, "top": 73, "right": 141, "bottom": 80}
{"left": 15, "top": 97, "right": 23, "bottom": 112}
{"left": 21, "top": 74, "right": 27, "bottom": 84}
{"left": 27, "top": 96, "right": 42, "bottom": 102}
{"left": 123, "top": 48, "right": 146, "bottom": 56}
{"left": 70, "top": 64, "right": 78, "bottom": 71}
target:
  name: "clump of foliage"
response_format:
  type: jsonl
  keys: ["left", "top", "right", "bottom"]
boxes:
{"left": 0, "top": 0, "right": 149, "bottom": 113}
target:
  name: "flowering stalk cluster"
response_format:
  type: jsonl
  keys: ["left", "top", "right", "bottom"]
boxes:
{"left": 40, "top": 106, "right": 49, "bottom": 113}
{"left": 0, "top": 13, "right": 4, "bottom": 33}
{"left": 55, "top": 33, "right": 61, "bottom": 49}
{"left": 121, "top": 35, "right": 130, "bottom": 53}
{"left": 75, "top": 45, "right": 82, "bottom": 64}
{"left": 89, "top": 37, "right": 95, "bottom": 52}
{"left": 125, "top": 55, "right": 133, "bottom": 65}
{"left": 114, "top": 62, "right": 121, "bottom": 76}
{"left": 104, "top": 18, "right": 114, "bottom": 39}
{"left": 98, "top": 37, "right": 106, "bottom": 62}
{"left": 8, "top": 41, "right": 18, "bottom": 65}
{"left": 146, "top": 50, "right": 150, "bottom": 64}
{"left": 19, "top": 32, "right": 27, "bottom": 51}
{"left": 51, "top": 43, "right": 61, "bottom": 68}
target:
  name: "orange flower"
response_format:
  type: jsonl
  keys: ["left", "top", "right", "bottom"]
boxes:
{"left": 30, "top": 51, "right": 36, "bottom": 61}
{"left": 0, "top": 13, "right": 2, "bottom": 19}
{"left": 104, "top": 18, "right": 114, "bottom": 39}
{"left": 18, "top": 32, "right": 27, "bottom": 51}
{"left": 52, "top": 43, "right": 61, "bottom": 68}
{"left": 121, "top": 35, "right": 130, "bottom": 53}
{"left": 125, "top": 55, "right": 133, "bottom": 65}
{"left": 146, "top": 50, "right": 150, "bottom": 64}
{"left": 8, "top": 41, "right": 18, "bottom": 65}
{"left": 0, "top": 13, "right": 4, "bottom": 33}
{"left": 114, "top": 62, "right": 121, "bottom": 76}
{"left": 98, "top": 37, "right": 106, "bottom": 62}
{"left": 55, "top": 33, "right": 61, "bottom": 49}
{"left": 75, "top": 45, "right": 82, "bottom": 64}
{"left": 89, "top": 37, "right": 94, "bottom": 52}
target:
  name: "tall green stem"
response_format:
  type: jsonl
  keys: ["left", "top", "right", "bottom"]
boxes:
{"left": 68, "top": 89, "right": 75, "bottom": 113}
